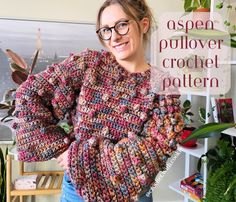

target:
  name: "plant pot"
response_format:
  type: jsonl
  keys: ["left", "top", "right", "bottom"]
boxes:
{"left": 192, "top": 8, "right": 210, "bottom": 26}
{"left": 180, "top": 127, "right": 197, "bottom": 147}
{"left": 194, "top": 8, "right": 210, "bottom": 12}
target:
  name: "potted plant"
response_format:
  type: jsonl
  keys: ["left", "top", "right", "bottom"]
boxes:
{"left": 181, "top": 122, "right": 236, "bottom": 201}
{"left": 180, "top": 99, "right": 197, "bottom": 147}
{"left": 215, "top": 1, "right": 236, "bottom": 52}
{"left": 181, "top": 122, "right": 236, "bottom": 144}
{"left": 184, "top": 0, "right": 211, "bottom": 12}
{"left": 198, "top": 106, "right": 210, "bottom": 124}
{"left": 216, "top": 1, "right": 236, "bottom": 34}
{"left": 0, "top": 49, "right": 39, "bottom": 122}
{"left": 183, "top": 1, "right": 236, "bottom": 48}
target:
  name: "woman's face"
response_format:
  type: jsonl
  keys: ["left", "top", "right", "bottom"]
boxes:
{"left": 99, "top": 4, "right": 148, "bottom": 62}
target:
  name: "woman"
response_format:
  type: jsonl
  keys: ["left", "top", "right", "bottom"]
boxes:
{"left": 15, "top": 0, "right": 183, "bottom": 201}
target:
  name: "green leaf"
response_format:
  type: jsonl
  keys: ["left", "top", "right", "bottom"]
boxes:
{"left": 183, "top": 100, "right": 191, "bottom": 108}
{"left": 181, "top": 123, "right": 236, "bottom": 144}
{"left": 216, "top": 2, "right": 224, "bottom": 9}
{"left": 193, "top": 0, "right": 200, "bottom": 8}
{"left": 205, "top": 0, "right": 211, "bottom": 8}
{"left": 59, "top": 122, "right": 73, "bottom": 134}
{"left": 199, "top": 107, "right": 206, "bottom": 119}
{"left": 185, "top": 6, "right": 198, "bottom": 12}
{"left": 232, "top": 25, "right": 236, "bottom": 32}
{"left": 224, "top": 176, "right": 236, "bottom": 195}
{"left": 184, "top": 0, "right": 192, "bottom": 11}
{"left": 186, "top": 112, "right": 194, "bottom": 116}
{"left": 231, "top": 39, "right": 236, "bottom": 48}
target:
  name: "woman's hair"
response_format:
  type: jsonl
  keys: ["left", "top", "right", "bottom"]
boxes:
{"left": 96, "top": 0, "right": 155, "bottom": 45}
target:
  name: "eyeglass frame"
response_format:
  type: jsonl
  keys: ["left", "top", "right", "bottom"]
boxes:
{"left": 96, "top": 19, "right": 133, "bottom": 41}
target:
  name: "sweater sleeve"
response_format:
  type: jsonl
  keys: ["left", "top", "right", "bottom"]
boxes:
{"left": 67, "top": 94, "right": 184, "bottom": 201}
{"left": 15, "top": 49, "right": 97, "bottom": 162}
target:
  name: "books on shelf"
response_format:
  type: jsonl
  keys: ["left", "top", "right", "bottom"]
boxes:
{"left": 180, "top": 173, "right": 203, "bottom": 201}
{"left": 211, "top": 97, "right": 235, "bottom": 123}
{"left": 14, "top": 175, "right": 38, "bottom": 190}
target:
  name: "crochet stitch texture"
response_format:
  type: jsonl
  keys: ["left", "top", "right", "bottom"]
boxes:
{"left": 15, "top": 49, "right": 184, "bottom": 202}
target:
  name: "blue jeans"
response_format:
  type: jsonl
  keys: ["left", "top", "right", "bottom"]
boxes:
{"left": 60, "top": 173, "right": 153, "bottom": 202}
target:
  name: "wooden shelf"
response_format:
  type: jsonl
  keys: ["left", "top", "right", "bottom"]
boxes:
{"left": 169, "top": 179, "right": 201, "bottom": 202}
{"left": 11, "top": 172, "right": 64, "bottom": 196}
{"left": 7, "top": 154, "right": 64, "bottom": 202}
{"left": 178, "top": 143, "right": 205, "bottom": 158}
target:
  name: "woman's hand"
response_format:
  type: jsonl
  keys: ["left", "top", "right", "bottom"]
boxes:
{"left": 56, "top": 149, "right": 69, "bottom": 172}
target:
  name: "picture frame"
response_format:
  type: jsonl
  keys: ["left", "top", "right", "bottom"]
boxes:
{"left": 0, "top": 18, "right": 103, "bottom": 100}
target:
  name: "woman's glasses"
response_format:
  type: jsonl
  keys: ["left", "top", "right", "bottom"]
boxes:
{"left": 96, "top": 20, "right": 131, "bottom": 41}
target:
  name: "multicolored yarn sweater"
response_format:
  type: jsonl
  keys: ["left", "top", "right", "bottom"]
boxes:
{"left": 15, "top": 49, "right": 184, "bottom": 202}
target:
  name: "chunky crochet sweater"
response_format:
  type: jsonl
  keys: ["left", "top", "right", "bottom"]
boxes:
{"left": 15, "top": 49, "right": 184, "bottom": 202}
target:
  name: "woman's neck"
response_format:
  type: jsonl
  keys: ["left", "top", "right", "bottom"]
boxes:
{"left": 117, "top": 57, "right": 150, "bottom": 73}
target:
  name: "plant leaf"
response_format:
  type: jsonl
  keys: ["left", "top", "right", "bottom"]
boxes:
{"left": 186, "top": 112, "right": 194, "bottom": 116}
{"left": 183, "top": 100, "right": 191, "bottom": 108}
{"left": 29, "top": 49, "right": 39, "bottom": 75}
{"left": 5, "top": 49, "right": 27, "bottom": 69}
{"left": 181, "top": 123, "right": 236, "bottom": 144}
{"left": 0, "top": 103, "right": 10, "bottom": 109}
{"left": 231, "top": 39, "right": 236, "bottom": 48}
{"left": 186, "top": 6, "right": 198, "bottom": 12}
{"left": 216, "top": 2, "right": 223, "bottom": 9}
{"left": 11, "top": 70, "right": 28, "bottom": 85}
{"left": 184, "top": 0, "right": 193, "bottom": 11}
{"left": 193, "top": 0, "right": 200, "bottom": 8}
{"left": 224, "top": 175, "right": 236, "bottom": 195}
{"left": 3, "top": 89, "right": 16, "bottom": 102}
{"left": 10, "top": 62, "right": 29, "bottom": 74}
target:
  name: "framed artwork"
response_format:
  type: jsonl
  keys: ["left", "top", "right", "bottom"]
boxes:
{"left": 0, "top": 18, "right": 103, "bottom": 100}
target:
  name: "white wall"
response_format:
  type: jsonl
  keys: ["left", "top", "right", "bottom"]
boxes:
{"left": 0, "top": 0, "right": 183, "bottom": 22}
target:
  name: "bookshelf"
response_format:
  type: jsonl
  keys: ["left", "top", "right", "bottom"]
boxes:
{"left": 169, "top": 180, "right": 200, "bottom": 202}
{"left": 222, "top": 127, "right": 236, "bottom": 137}
{"left": 6, "top": 147, "right": 64, "bottom": 202}
{"left": 178, "top": 144, "right": 205, "bottom": 159}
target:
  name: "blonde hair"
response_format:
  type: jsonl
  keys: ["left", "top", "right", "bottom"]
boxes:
{"left": 96, "top": 0, "right": 155, "bottom": 45}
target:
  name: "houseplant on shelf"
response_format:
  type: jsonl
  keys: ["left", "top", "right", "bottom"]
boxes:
{"left": 181, "top": 122, "right": 236, "bottom": 144}
{"left": 180, "top": 99, "right": 197, "bottom": 147}
{"left": 216, "top": 1, "right": 236, "bottom": 34}
{"left": 184, "top": 0, "right": 211, "bottom": 12}
{"left": 204, "top": 137, "right": 236, "bottom": 202}
{"left": 215, "top": 1, "right": 236, "bottom": 50}
{"left": 0, "top": 49, "right": 39, "bottom": 122}
{"left": 181, "top": 122, "right": 236, "bottom": 201}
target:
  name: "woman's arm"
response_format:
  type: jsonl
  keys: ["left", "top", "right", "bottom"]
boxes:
{"left": 15, "top": 49, "right": 98, "bottom": 162}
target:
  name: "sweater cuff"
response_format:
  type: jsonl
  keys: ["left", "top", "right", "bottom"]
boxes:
{"left": 17, "top": 127, "right": 70, "bottom": 161}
